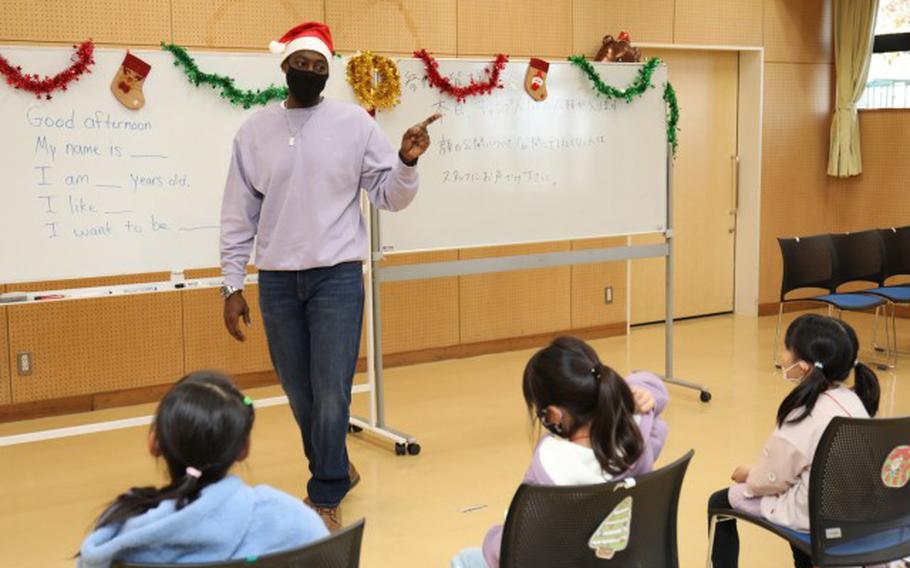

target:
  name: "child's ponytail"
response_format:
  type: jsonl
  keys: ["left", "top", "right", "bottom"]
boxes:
{"left": 589, "top": 363, "right": 644, "bottom": 475}
{"left": 523, "top": 337, "right": 644, "bottom": 477}
{"left": 93, "top": 371, "right": 255, "bottom": 530}
{"left": 853, "top": 361, "right": 880, "bottom": 417}
{"left": 96, "top": 468, "right": 205, "bottom": 529}
{"left": 776, "top": 314, "right": 881, "bottom": 426}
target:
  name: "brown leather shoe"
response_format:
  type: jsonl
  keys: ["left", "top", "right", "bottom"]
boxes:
{"left": 349, "top": 463, "right": 360, "bottom": 490}
{"left": 304, "top": 497, "right": 342, "bottom": 533}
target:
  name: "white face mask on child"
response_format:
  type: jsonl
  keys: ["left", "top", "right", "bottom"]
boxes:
{"left": 779, "top": 362, "right": 805, "bottom": 384}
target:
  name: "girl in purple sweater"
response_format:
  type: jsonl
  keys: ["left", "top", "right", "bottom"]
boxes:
{"left": 452, "top": 336, "right": 670, "bottom": 568}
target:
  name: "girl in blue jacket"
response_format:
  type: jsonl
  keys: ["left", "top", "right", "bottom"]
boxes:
{"left": 78, "top": 371, "right": 328, "bottom": 567}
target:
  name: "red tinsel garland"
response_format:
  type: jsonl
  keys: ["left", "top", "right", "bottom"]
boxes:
{"left": 0, "top": 40, "right": 95, "bottom": 100}
{"left": 413, "top": 49, "right": 508, "bottom": 102}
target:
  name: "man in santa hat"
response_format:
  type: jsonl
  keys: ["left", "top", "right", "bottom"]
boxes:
{"left": 219, "top": 22, "right": 439, "bottom": 532}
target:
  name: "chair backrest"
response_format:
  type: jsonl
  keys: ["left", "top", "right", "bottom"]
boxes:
{"left": 115, "top": 518, "right": 365, "bottom": 568}
{"left": 830, "top": 230, "right": 885, "bottom": 288}
{"left": 777, "top": 235, "right": 837, "bottom": 299}
{"left": 499, "top": 450, "right": 694, "bottom": 568}
{"left": 879, "top": 225, "right": 910, "bottom": 282}
{"left": 809, "top": 417, "right": 910, "bottom": 566}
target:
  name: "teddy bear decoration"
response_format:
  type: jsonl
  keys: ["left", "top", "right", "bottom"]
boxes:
{"left": 594, "top": 31, "right": 642, "bottom": 63}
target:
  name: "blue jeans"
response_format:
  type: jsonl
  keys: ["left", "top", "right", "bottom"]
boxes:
{"left": 258, "top": 262, "right": 364, "bottom": 508}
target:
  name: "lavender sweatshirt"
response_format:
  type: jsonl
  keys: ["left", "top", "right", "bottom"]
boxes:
{"left": 220, "top": 99, "right": 419, "bottom": 290}
{"left": 481, "top": 372, "right": 670, "bottom": 568}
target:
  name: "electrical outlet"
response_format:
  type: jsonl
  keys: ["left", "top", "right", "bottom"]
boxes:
{"left": 17, "top": 352, "right": 33, "bottom": 376}
{"left": 604, "top": 286, "right": 614, "bottom": 305}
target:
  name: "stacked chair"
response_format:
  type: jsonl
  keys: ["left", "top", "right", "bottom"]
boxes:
{"left": 776, "top": 225, "right": 910, "bottom": 369}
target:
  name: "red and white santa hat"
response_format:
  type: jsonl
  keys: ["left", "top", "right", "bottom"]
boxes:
{"left": 269, "top": 22, "right": 334, "bottom": 65}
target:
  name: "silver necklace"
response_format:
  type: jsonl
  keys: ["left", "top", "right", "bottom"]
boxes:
{"left": 282, "top": 104, "right": 316, "bottom": 146}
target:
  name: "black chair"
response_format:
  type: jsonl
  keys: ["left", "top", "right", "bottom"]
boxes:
{"left": 830, "top": 230, "right": 899, "bottom": 368}
{"left": 115, "top": 518, "right": 365, "bottom": 568}
{"left": 709, "top": 416, "right": 910, "bottom": 567}
{"left": 775, "top": 235, "right": 888, "bottom": 366}
{"left": 499, "top": 450, "right": 694, "bottom": 568}
{"left": 871, "top": 226, "right": 910, "bottom": 356}
{"left": 881, "top": 225, "right": 910, "bottom": 284}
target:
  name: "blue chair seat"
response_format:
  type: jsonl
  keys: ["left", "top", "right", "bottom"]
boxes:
{"left": 780, "top": 522, "right": 910, "bottom": 557}
{"left": 803, "top": 293, "right": 887, "bottom": 310}
{"left": 863, "top": 286, "right": 910, "bottom": 303}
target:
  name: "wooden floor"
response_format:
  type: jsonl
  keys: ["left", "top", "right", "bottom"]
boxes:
{"left": 1, "top": 311, "right": 907, "bottom": 568}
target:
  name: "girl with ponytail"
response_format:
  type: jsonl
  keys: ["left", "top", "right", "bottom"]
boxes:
{"left": 452, "top": 337, "right": 670, "bottom": 568}
{"left": 79, "top": 371, "right": 328, "bottom": 568}
{"left": 708, "top": 314, "right": 881, "bottom": 568}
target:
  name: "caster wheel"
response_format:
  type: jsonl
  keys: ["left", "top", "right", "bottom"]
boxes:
{"left": 874, "top": 346, "right": 886, "bottom": 353}
{"left": 394, "top": 443, "right": 407, "bottom": 456}
{"left": 348, "top": 425, "right": 363, "bottom": 434}
{"left": 700, "top": 391, "right": 712, "bottom": 403}
{"left": 407, "top": 443, "right": 421, "bottom": 456}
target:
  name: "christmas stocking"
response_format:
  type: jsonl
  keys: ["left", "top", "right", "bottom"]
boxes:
{"left": 524, "top": 58, "right": 549, "bottom": 101}
{"left": 111, "top": 52, "right": 151, "bottom": 110}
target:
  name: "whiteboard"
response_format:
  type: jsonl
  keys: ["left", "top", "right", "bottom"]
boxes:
{"left": 0, "top": 47, "right": 668, "bottom": 282}
{"left": 0, "top": 46, "right": 353, "bottom": 283}
{"left": 375, "top": 59, "right": 669, "bottom": 253}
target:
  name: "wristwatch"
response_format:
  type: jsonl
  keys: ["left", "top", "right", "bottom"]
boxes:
{"left": 220, "top": 284, "right": 241, "bottom": 299}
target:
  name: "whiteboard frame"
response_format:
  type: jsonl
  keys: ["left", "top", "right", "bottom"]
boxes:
{"left": 366, "top": 144, "right": 712, "bottom": 433}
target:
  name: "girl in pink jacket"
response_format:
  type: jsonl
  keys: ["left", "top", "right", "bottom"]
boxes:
{"left": 708, "top": 314, "right": 880, "bottom": 568}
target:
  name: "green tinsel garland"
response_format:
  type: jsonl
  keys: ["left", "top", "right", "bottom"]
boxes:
{"left": 663, "top": 82, "right": 680, "bottom": 156}
{"left": 161, "top": 43, "right": 288, "bottom": 109}
{"left": 568, "top": 55, "right": 680, "bottom": 156}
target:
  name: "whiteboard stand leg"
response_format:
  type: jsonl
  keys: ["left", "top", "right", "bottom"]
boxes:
{"left": 663, "top": 143, "right": 712, "bottom": 403}
{"left": 346, "top": 204, "right": 421, "bottom": 456}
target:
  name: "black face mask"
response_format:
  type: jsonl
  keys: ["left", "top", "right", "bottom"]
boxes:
{"left": 537, "top": 408, "right": 565, "bottom": 437}
{"left": 286, "top": 68, "right": 328, "bottom": 105}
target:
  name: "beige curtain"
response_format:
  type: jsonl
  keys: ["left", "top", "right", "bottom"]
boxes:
{"left": 828, "top": 0, "right": 879, "bottom": 177}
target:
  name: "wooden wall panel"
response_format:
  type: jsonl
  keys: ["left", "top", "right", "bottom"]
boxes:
{"left": 570, "top": 238, "right": 627, "bottom": 328}
{"left": 457, "top": 0, "right": 572, "bottom": 57}
{"left": 763, "top": 0, "right": 832, "bottom": 64}
{"left": 173, "top": 0, "right": 325, "bottom": 49}
{"left": 8, "top": 293, "right": 184, "bottom": 402}
{"left": 572, "top": 0, "right": 674, "bottom": 55}
{"left": 0, "top": 0, "right": 171, "bottom": 45}
{"left": 459, "top": 242, "right": 571, "bottom": 343}
{"left": 0, "top": 307, "right": 10, "bottom": 405}
{"left": 327, "top": 0, "right": 456, "bottom": 55}
{"left": 673, "top": 0, "right": 762, "bottom": 46}
{"left": 378, "top": 250, "right": 460, "bottom": 354}
{"left": 831, "top": 112, "right": 910, "bottom": 234}
{"left": 183, "top": 285, "right": 273, "bottom": 375}
{"left": 759, "top": 62, "right": 834, "bottom": 304}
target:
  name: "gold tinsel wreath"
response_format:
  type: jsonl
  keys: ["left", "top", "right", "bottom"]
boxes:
{"left": 346, "top": 51, "right": 401, "bottom": 112}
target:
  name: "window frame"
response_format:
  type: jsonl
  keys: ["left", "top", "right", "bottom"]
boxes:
{"left": 872, "top": 32, "right": 910, "bottom": 53}
{"left": 860, "top": 32, "right": 910, "bottom": 110}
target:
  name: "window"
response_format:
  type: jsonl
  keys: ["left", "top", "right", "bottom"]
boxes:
{"left": 858, "top": 0, "right": 910, "bottom": 109}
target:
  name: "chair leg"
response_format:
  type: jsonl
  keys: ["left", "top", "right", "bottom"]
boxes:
{"left": 873, "top": 305, "right": 885, "bottom": 352}
{"left": 875, "top": 303, "right": 896, "bottom": 371}
{"left": 890, "top": 301, "right": 898, "bottom": 369}
{"left": 773, "top": 303, "right": 784, "bottom": 368}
